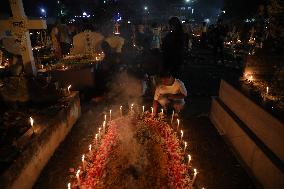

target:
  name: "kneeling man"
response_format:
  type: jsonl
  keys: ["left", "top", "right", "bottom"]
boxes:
{"left": 153, "top": 72, "right": 187, "bottom": 116}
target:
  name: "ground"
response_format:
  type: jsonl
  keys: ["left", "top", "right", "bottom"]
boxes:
{"left": 34, "top": 48, "right": 257, "bottom": 189}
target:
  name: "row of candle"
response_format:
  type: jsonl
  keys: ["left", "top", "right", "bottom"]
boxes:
{"left": 67, "top": 104, "right": 202, "bottom": 189}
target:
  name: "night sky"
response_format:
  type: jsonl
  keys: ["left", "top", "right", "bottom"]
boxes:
{"left": 0, "top": 0, "right": 225, "bottom": 18}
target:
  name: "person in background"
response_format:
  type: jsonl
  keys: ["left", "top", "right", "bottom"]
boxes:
{"left": 152, "top": 71, "right": 187, "bottom": 116}
{"left": 50, "top": 21, "right": 62, "bottom": 59}
{"left": 162, "top": 17, "right": 187, "bottom": 77}
{"left": 213, "top": 19, "right": 228, "bottom": 64}
{"left": 150, "top": 22, "right": 161, "bottom": 52}
{"left": 58, "top": 19, "right": 72, "bottom": 55}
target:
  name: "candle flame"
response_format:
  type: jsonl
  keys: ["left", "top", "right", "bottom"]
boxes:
{"left": 181, "top": 130, "right": 183, "bottom": 138}
{"left": 120, "top": 106, "right": 122, "bottom": 110}
{"left": 29, "top": 117, "right": 34, "bottom": 127}
{"left": 67, "top": 85, "right": 71, "bottom": 91}
{"left": 161, "top": 108, "right": 163, "bottom": 114}
{"left": 266, "top": 86, "right": 269, "bottom": 94}
{"left": 104, "top": 114, "right": 107, "bottom": 121}
{"left": 194, "top": 168, "right": 197, "bottom": 175}
{"left": 142, "top": 106, "right": 145, "bottom": 112}
{"left": 68, "top": 183, "right": 71, "bottom": 189}
{"left": 95, "top": 134, "right": 98, "bottom": 140}
{"left": 89, "top": 144, "right": 92, "bottom": 151}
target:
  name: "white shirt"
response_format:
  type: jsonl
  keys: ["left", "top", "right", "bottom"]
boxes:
{"left": 154, "top": 79, "right": 187, "bottom": 101}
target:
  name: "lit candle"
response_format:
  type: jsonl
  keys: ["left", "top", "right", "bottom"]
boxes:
{"left": 67, "top": 85, "right": 71, "bottom": 93}
{"left": 181, "top": 130, "right": 184, "bottom": 141}
{"left": 161, "top": 108, "right": 164, "bottom": 115}
{"left": 131, "top": 104, "right": 134, "bottom": 112}
{"left": 109, "top": 110, "right": 112, "bottom": 121}
{"left": 188, "top": 154, "right": 191, "bottom": 165}
{"left": 103, "top": 121, "right": 106, "bottom": 132}
{"left": 82, "top": 154, "right": 86, "bottom": 170}
{"left": 184, "top": 141, "right": 187, "bottom": 153}
{"left": 29, "top": 117, "right": 35, "bottom": 134}
{"left": 151, "top": 107, "right": 154, "bottom": 116}
{"left": 120, "top": 106, "right": 123, "bottom": 117}
{"left": 142, "top": 106, "right": 145, "bottom": 113}
{"left": 191, "top": 169, "right": 198, "bottom": 187}
{"left": 76, "top": 169, "right": 81, "bottom": 185}
{"left": 177, "top": 119, "right": 180, "bottom": 130}
{"left": 104, "top": 114, "right": 107, "bottom": 122}
{"left": 266, "top": 86, "right": 269, "bottom": 94}
{"left": 171, "top": 110, "right": 175, "bottom": 124}
{"left": 67, "top": 183, "right": 71, "bottom": 189}
{"left": 95, "top": 134, "right": 98, "bottom": 144}
{"left": 99, "top": 127, "right": 101, "bottom": 138}
{"left": 89, "top": 144, "right": 92, "bottom": 153}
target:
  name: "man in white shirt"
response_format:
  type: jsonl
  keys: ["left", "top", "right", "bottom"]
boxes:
{"left": 153, "top": 72, "right": 187, "bottom": 116}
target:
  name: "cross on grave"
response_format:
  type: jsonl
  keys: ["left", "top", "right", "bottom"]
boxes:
{"left": 0, "top": 0, "right": 47, "bottom": 76}
{"left": 114, "top": 22, "right": 120, "bottom": 35}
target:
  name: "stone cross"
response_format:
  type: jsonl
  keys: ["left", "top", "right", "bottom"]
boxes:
{"left": 0, "top": 0, "right": 47, "bottom": 76}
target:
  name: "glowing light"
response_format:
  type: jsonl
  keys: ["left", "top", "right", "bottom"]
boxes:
{"left": 30, "top": 117, "right": 34, "bottom": 127}
{"left": 68, "top": 183, "right": 71, "bottom": 189}
{"left": 67, "top": 85, "right": 72, "bottom": 93}
{"left": 185, "top": 0, "right": 190, "bottom": 3}
{"left": 41, "top": 8, "right": 45, "bottom": 13}
{"left": 144, "top": 6, "right": 148, "bottom": 10}
{"left": 83, "top": 12, "right": 87, "bottom": 16}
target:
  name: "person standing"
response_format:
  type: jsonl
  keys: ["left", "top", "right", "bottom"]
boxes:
{"left": 162, "top": 17, "right": 187, "bottom": 77}
{"left": 50, "top": 21, "right": 62, "bottom": 59}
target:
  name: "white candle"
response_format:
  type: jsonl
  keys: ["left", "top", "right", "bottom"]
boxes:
{"left": 177, "top": 119, "right": 180, "bottom": 130}
{"left": 109, "top": 110, "right": 112, "bottom": 121}
{"left": 171, "top": 110, "right": 174, "bottom": 124}
{"left": 103, "top": 121, "right": 106, "bottom": 133}
{"left": 151, "top": 107, "right": 154, "bottom": 116}
{"left": 67, "top": 183, "right": 71, "bottom": 189}
{"left": 95, "top": 134, "right": 98, "bottom": 144}
{"left": 104, "top": 114, "right": 107, "bottom": 122}
{"left": 161, "top": 108, "right": 164, "bottom": 115}
{"left": 120, "top": 106, "right": 123, "bottom": 117}
{"left": 99, "top": 128, "right": 101, "bottom": 138}
{"left": 266, "top": 87, "right": 269, "bottom": 94}
{"left": 82, "top": 154, "right": 86, "bottom": 170}
{"left": 142, "top": 106, "right": 145, "bottom": 113}
{"left": 131, "top": 104, "right": 134, "bottom": 112}
{"left": 188, "top": 154, "right": 191, "bottom": 165}
{"left": 191, "top": 169, "right": 198, "bottom": 187}
{"left": 89, "top": 144, "right": 92, "bottom": 152}
{"left": 76, "top": 169, "right": 81, "bottom": 185}
{"left": 181, "top": 130, "right": 184, "bottom": 141}
{"left": 67, "top": 85, "right": 72, "bottom": 93}
{"left": 184, "top": 141, "right": 187, "bottom": 153}
{"left": 29, "top": 117, "right": 35, "bottom": 134}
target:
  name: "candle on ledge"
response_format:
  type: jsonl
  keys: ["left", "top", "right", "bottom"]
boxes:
{"left": 104, "top": 114, "right": 107, "bottom": 122}
{"left": 151, "top": 107, "right": 154, "bottom": 116}
{"left": 29, "top": 117, "right": 35, "bottom": 134}
{"left": 76, "top": 169, "right": 81, "bottom": 185}
{"left": 181, "top": 130, "right": 184, "bottom": 141}
{"left": 161, "top": 108, "right": 164, "bottom": 115}
{"left": 67, "top": 183, "right": 71, "bottom": 189}
{"left": 82, "top": 154, "right": 86, "bottom": 170}
{"left": 109, "top": 110, "right": 112, "bottom": 121}
{"left": 266, "top": 86, "right": 269, "bottom": 94}
{"left": 171, "top": 110, "right": 175, "bottom": 124}
{"left": 67, "top": 85, "right": 72, "bottom": 94}
{"left": 188, "top": 154, "right": 191, "bottom": 165}
{"left": 142, "top": 106, "right": 145, "bottom": 113}
{"left": 120, "top": 106, "right": 123, "bottom": 117}
{"left": 184, "top": 141, "right": 187, "bottom": 153}
{"left": 191, "top": 169, "right": 198, "bottom": 187}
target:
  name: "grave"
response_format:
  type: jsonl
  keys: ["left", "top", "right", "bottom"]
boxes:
{"left": 210, "top": 80, "right": 284, "bottom": 189}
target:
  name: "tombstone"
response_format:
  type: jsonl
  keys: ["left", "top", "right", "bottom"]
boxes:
{"left": 71, "top": 31, "right": 104, "bottom": 55}
{"left": 0, "top": 0, "right": 47, "bottom": 76}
